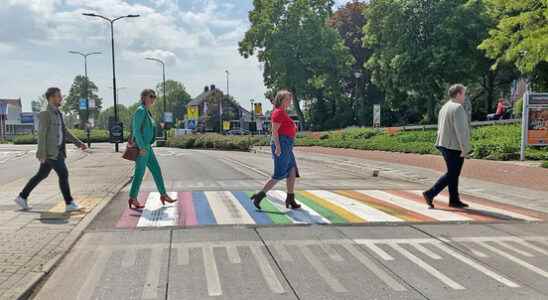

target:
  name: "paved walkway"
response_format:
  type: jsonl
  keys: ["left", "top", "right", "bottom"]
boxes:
{"left": 295, "top": 146, "right": 548, "bottom": 192}
{"left": 0, "top": 145, "right": 132, "bottom": 299}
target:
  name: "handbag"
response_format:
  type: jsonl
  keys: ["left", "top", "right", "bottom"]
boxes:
{"left": 122, "top": 112, "right": 147, "bottom": 161}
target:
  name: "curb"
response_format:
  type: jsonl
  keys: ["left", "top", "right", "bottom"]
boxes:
{"left": 16, "top": 171, "right": 133, "bottom": 300}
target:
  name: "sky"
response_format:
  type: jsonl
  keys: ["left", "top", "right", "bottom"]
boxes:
{"left": 1, "top": 0, "right": 352, "bottom": 112}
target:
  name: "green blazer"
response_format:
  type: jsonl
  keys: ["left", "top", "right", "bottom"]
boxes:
{"left": 132, "top": 105, "right": 156, "bottom": 149}
{"left": 36, "top": 104, "right": 83, "bottom": 160}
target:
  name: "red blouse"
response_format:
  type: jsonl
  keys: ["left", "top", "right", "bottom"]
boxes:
{"left": 271, "top": 108, "right": 297, "bottom": 138}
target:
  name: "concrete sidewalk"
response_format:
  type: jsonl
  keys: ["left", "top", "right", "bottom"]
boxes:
{"left": 254, "top": 146, "right": 548, "bottom": 214}
{"left": 0, "top": 144, "right": 132, "bottom": 299}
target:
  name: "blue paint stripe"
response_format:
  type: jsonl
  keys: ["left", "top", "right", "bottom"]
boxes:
{"left": 232, "top": 192, "right": 273, "bottom": 225}
{"left": 192, "top": 191, "right": 217, "bottom": 225}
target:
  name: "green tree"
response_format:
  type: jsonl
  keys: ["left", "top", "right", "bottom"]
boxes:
{"left": 364, "top": 0, "right": 502, "bottom": 123}
{"left": 149, "top": 80, "right": 192, "bottom": 124}
{"left": 31, "top": 94, "right": 47, "bottom": 112}
{"left": 96, "top": 104, "right": 137, "bottom": 130}
{"left": 239, "top": 0, "right": 354, "bottom": 129}
{"left": 62, "top": 75, "right": 103, "bottom": 127}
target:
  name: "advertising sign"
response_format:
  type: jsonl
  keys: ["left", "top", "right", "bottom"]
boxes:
{"left": 109, "top": 122, "right": 124, "bottom": 143}
{"left": 79, "top": 98, "right": 87, "bottom": 110}
{"left": 88, "top": 99, "right": 96, "bottom": 109}
{"left": 254, "top": 102, "right": 263, "bottom": 115}
{"left": 520, "top": 92, "right": 548, "bottom": 160}
{"left": 164, "top": 112, "right": 173, "bottom": 123}
{"left": 223, "top": 121, "right": 230, "bottom": 131}
{"left": 20, "top": 113, "right": 34, "bottom": 124}
{"left": 373, "top": 104, "right": 381, "bottom": 128}
{"left": 187, "top": 120, "right": 196, "bottom": 130}
{"left": 187, "top": 106, "right": 199, "bottom": 120}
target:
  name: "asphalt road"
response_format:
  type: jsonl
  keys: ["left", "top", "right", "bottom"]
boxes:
{"left": 26, "top": 146, "right": 548, "bottom": 299}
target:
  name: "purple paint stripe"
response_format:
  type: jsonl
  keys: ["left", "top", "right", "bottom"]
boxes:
{"left": 115, "top": 192, "right": 149, "bottom": 228}
{"left": 178, "top": 192, "right": 198, "bottom": 226}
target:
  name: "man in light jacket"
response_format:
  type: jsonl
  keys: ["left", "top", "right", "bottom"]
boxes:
{"left": 423, "top": 84, "right": 471, "bottom": 209}
{"left": 14, "top": 87, "right": 87, "bottom": 212}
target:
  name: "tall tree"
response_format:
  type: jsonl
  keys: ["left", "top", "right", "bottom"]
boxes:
{"left": 62, "top": 75, "right": 103, "bottom": 127}
{"left": 364, "top": 0, "right": 500, "bottom": 123}
{"left": 149, "top": 80, "right": 192, "bottom": 124}
{"left": 239, "top": 0, "right": 354, "bottom": 129}
{"left": 479, "top": 0, "right": 548, "bottom": 90}
{"left": 31, "top": 94, "right": 47, "bottom": 112}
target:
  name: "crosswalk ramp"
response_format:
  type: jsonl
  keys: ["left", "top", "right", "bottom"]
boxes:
{"left": 116, "top": 190, "right": 547, "bottom": 228}
{"left": 36, "top": 230, "right": 548, "bottom": 299}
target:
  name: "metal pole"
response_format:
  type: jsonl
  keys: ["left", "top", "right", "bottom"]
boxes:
{"left": 162, "top": 61, "right": 167, "bottom": 141}
{"left": 84, "top": 56, "right": 91, "bottom": 148}
{"left": 520, "top": 90, "right": 529, "bottom": 161}
{"left": 109, "top": 21, "right": 120, "bottom": 152}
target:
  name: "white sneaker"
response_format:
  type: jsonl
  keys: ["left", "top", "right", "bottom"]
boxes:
{"left": 14, "top": 196, "right": 31, "bottom": 210}
{"left": 65, "top": 201, "right": 82, "bottom": 212}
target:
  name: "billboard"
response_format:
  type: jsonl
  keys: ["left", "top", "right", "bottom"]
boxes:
{"left": 20, "top": 113, "right": 35, "bottom": 124}
{"left": 187, "top": 106, "right": 199, "bottom": 120}
{"left": 520, "top": 92, "right": 548, "bottom": 160}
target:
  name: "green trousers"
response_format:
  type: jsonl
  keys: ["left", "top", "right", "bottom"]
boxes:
{"left": 129, "top": 146, "right": 166, "bottom": 199}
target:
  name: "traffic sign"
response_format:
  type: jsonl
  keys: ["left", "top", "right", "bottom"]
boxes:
{"left": 109, "top": 122, "right": 124, "bottom": 143}
{"left": 164, "top": 112, "right": 173, "bottom": 123}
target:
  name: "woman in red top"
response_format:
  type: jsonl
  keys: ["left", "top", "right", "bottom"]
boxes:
{"left": 250, "top": 90, "right": 302, "bottom": 210}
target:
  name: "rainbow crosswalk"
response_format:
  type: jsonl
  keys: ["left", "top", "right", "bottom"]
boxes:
{"left": 116, "top": 190, "right": 547, "bottom": 228}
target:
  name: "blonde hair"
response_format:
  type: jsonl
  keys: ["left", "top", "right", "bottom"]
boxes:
{"left": 448, "top": 84, "right": 466, "bottom": 98}
{"left": 140, "top": 89, "right": 156, "bottom": 104}
{"left": 273, "top": 90, "right": 293, "bottom": 108}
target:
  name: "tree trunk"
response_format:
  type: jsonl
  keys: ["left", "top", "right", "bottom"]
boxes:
{"left": 485, "top": 70, "right": 497, "bottom": 114}
{"left": 291, "top": 88, "right": 306, "bottom": 129}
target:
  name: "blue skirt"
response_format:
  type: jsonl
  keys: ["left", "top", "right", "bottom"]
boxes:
{"left": 271, "top": 136, "right": 300, "bottom": 180}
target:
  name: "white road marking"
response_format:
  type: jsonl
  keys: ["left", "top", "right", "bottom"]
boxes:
{"left": 359, "top": 241, "right": 394, "bottom": 261}
{"left": 389, "top": 243, "right": 465, "bottom": 290}
{"left": 205, "top": 191, "right": 254, "bottom": 224}
{"left": 515, "top": 240, "right": 548, "bottom": 255}
{"left": 434, "top": 243, "right": 520, "bottom": 288}
{"left": 272, "top": 243, "right": 294, "bottom": 261}
{"left": 343, "top": 243, "right": 407, "bottom": 291}
{"left": 142, "top": 248, "right": 164, "bottom": 299}
{"left": 121, "top": 249, "right": 136, "bottom": 268}
{"left": 309, "top": 190, "right": 404, "bottom": 222}
{"left": 478, "top": 242, "right": 548, "bottom": 278}
{"left": 177, "top": 246, "right": 190, "bottom": 265}
{"left": 299, "top": 245, "right": 347, "bottom": 292}
{"left": 226, "top": 245, "right": 242, "bottom": 264}
{"left": 137, "top": 192, "right": 178, "bottom": 227}
{"left": 203, "top": 246, "right": 222, "bottom": 296}
{"left": 360, "top": 190, "right": 472, "bottom": 222}
{"left": 495, "top": 241, "right": 534, "bottom": 257}
{"left": 320, "top": 243, "right": 344, "bottom": 262}
{"left": 411, "top": 243, "right": 442, "bottom": 260}
{"left": 77, "top": 249, "right": 112, "bottom": 300}
{"left": 249, "top": 245, "right": 286, "bottom": 294}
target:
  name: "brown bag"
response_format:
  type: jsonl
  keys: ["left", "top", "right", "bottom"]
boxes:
{"left": 122, "top": 113, "right": 146, "bottom": 161}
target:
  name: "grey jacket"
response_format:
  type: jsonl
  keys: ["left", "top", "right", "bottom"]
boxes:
{"left": 36, "top": 104, "right": 83, "bottom": 160}
{"left": 435, "top": 100, "right": 471, "bottom": 155}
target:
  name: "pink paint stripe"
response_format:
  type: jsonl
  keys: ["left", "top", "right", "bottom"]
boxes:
{"left": 115, "top": 192, "right": 149, "bottom": 228}
{"left": 179, "top": 192, "right": 198, "bottom": 226}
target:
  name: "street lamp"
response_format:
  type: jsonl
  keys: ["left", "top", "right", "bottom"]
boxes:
{"left": 354, "top": 71, "right": 364, "bottom": 126}
{"left": 145, "top": 57, "right": 167, "bottom": 141}
{"left": 83, "top": 12, "right": 140, "bottom": 152}
{"left": 68, "top": 50, "right": 102, "bottom": 148}
{"left": 250, "top": 98, "right": 255, "bottom": 135}
{"left": 223, "top": 70, "right": 230, "bottom": 134}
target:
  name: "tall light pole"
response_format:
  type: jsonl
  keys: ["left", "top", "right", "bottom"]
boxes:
{"left": 223, "top": 70, "right": 229, "bottom": 133}
{"left": 145, "top": 57, "right": 167, "bottom": 141}
{"left": 250, "top": 98, "right": 255, "bottom": 135}
{"left": 83, "top": 12, "right": 140, "bottom": 152}
{"left": 68, "top": 50, "right": 101, "bottom": 148}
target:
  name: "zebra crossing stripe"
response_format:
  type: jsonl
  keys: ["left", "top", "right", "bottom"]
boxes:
{"left": 478, "top": 242, "right": 548, "bottom": 278}
{"left": 336, "top": 190, "right": 436, "bottom": 222}
{"left": 245, "top": 192, "right": 293, "bottom": 224}
{"left": 300, "top": 191, "right": 365, "bottom": 223}
{"left": 309, "top": 190, "right": 404, "bottom": 222}
{"left": 270, "top": 190, "right": 331, "bottom": 224}
{"left": 192, "top": 192, "right": 217, "bottom": 225}
{"left": 137, "top": 192, "right": 178, "bottom": 227}
{"left": 265, "top": 191, "right": 324, "bottom": 224}
{"left": 361, "top": 190, "right": 472, "bottom": 222}
{"left": 116, "top": 192, "right": 149, "bottom": 228}
{"left": 232, "top": 191, "right": 273, "bottom": 225}
{"left": 450, "top": 192, "right": 548, "bottom": 220}
{"left": 205, "top": 191, "right": 254, "bottom": 224}
{"left": 178, "top": 192, "right": 197, "bottom": 226}
{"left": 295, "top": 192, "right": 349, "bottom": 224}
{"left": 393, "top": 190, "right": 497, "bottom": 222}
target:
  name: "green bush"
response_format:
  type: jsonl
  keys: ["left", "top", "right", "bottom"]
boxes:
{"left": 542, "top": 161, "right": 548, "bottom": 168}
{"left": 167, "top": 133, "right": 253, "bottom": 151}
{"left": 13, "top": 129, "right": 130, "bottom": 145}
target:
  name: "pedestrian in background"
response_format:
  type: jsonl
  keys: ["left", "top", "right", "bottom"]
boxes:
{"left": 423, "top": 84, "right": 471, "bottom": 209}
{"left": 127, "top": 89, "right": 176, "bottom": 209}
{"left": 14, "top": 87, "right": 87, "bottom": 212}
{"left": 250, "top": 90, "right": 301, "bottom": 210}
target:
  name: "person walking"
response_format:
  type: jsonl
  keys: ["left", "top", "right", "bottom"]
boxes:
{"left": 14, "top": 87, "right": 87, "bottom": 212}
{"left": 423, "top": 84, "right": 471, "bottom": 209}
{"left": 127, "top": 89, "right": 176, "bottom": 209}
{"left": 250, "top": 90, "right": 301, "bottom": 210}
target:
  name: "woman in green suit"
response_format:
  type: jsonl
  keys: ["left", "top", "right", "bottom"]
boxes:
{"left": 128, "top": 89, "right": 176, "bottom": 209}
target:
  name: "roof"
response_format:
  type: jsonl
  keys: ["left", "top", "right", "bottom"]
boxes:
{"left": 187, "top": 88, "right": 219, "bottom": 107}
{"left": 0, "top": 98, "right": 22, "bottom": 107}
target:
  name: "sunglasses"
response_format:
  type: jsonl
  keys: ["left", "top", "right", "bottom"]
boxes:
{"left": 149, "top": 94, "right": 157, "bottom": 99}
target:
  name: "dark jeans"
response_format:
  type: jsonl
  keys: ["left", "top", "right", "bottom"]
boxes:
{"left": 425, "top": 146, "right": 464, "bottom": 204}
{"left": 20, "top": 149, "right": 73, "bottom": 204}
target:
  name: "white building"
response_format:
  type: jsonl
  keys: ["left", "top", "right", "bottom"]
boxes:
{"left": 0, "top": 98, "right": 35, "bottom": 140}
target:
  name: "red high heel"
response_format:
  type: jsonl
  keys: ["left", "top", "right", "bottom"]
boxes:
{"left": 160, "top": 194, "right": 177, "bottom": 205}
{"left": 128, "top": 198, "right": 145, "bottom": 209}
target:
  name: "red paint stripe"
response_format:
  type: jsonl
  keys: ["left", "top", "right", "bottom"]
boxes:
{"left": 179, "top": 192, "right": 198, "bottom": 226}
{"left": 115, "top": 192, "right": 149, "bottom": 228}
{"left": 442, "top": 192, "right": 548, "bottom": 220}
{"left": 388, "top": 190, "right": 497, "bottom": 222}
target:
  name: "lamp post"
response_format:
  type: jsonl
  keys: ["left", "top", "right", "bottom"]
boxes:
{"left": 250, "top": 98, "right": 255, "bottom": 135}
{"left": 354, "top": 71, "right": 363, "bottom": 126}
{"left": 223, "top": 70, "right": 229, "bottom": 134}
{"left": 68, "top": 51, "right": 101, "bottom": 148}
{"left": 145, "top": 57, "right": 167, "bottom": 141}
{"left": 83, "top": 12, "right": 140, "bottom": 152}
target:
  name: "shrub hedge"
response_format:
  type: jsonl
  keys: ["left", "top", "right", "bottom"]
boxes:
{"left": 166, "top": 134, "right": 268, "bottom": 151}
{"left": 13, "top": 129, "right": 129, "bottom": 144}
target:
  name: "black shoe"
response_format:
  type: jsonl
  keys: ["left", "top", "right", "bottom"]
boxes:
{"left": 422, "top": 192, "right": 434, "bottom": 209}
{"left": 250, "top": 191, "right": 266, "bottom": 210}
{"left": 449, "top": 201, "right": 469, "bottom": 208}
{"left": 285, "top": 193, "right": 301, "bottom": 210}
